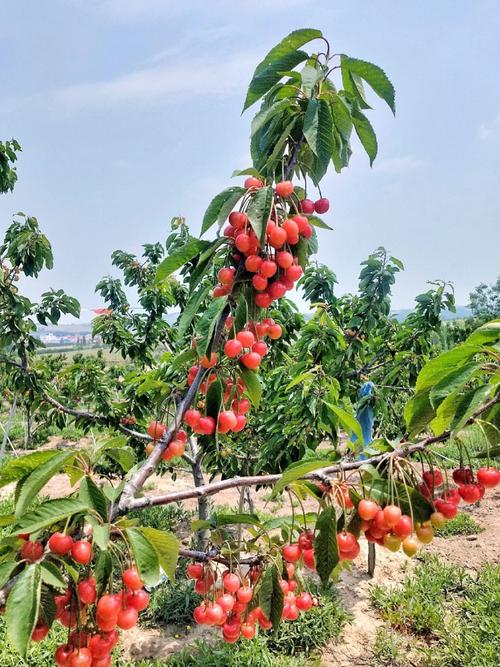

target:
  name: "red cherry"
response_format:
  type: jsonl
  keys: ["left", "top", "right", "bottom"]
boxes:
{"left": 218, "top": 593, "right": 235, "bottom": 612}
{"left": 229, "top": 211, "right": 248, "bottom": 229}
{"left": 235, "top": 233, "right": 251, "bottom": 253}
{"left": 21, "top": 540, "right": 44, "bottom": 562}
{"left": 55, "top": 644, "right": 74, "bottom": 667}
{"left": 268, "top": 281, "right": 287, "bottom": 300}
{"left": 276, "top": 251, "right": 294, "bottom": 269}
{"left": 477, "top": 466, "right": 500, "bottom": 488}
{"left": 452, "top": 467, "right": 473, "bottom": 484}
{"left": 244, "top": 177, "right": 263, "bottom": 189}
{"left": 285, "top": 264, "right": 303, "bottom": 281}
{"left": 422, "top": 469, "right": 443, "bottom": 489}
{"left": 218, "top": 267, "right": 235, "bottom": 285}
{"left": 260, "top": 260, "right": 277, "bottom": 278}
{"left": 298, "top": 530, "right": 314, "bottom": 550}
{"left": 267, "top": 324, "right": 282, "bottom": 340}
{"left": 299, "top": 198, "right": 315, "bottom": 214}
{"left": 383, "top": 505, "right": 402, "bottom": 528}
{"left": 97, "top": 594, "right": 121, "bottom": 619}
{"left": 245, "top": 255, "right": 262, "bottom": 272}
{"left": 283, "top": 543, "right": 302, "bottom": 562}
{"left": 96, "top": 614, "right": 117, "bottom": 632}
{"left": 223, "top": 225, "right": 235, "bottom": 238}
{"left": 71, "top": 540, "right": 92, "bottom": 565}
{"left": 302, "top": 548, "right": 316, "bottom": 569}
{"left": 125, "top": 589, "right": 149, "bottom": 612}
{"left": 374, "top": 510, "right": 391, "bottom": 533}
{"left": 240, "top": 622, "right": 256, "bottom": 639}
{"left": 296, "top": 591, "right": 313, "bottom": 611}
{"left": 236, "top": 586, "right": 253, "bottom": 603}
{"left": 241, "top": 352, "right": 261, "bottom": 369}
{"left": 89, "top": 634, "right": 112, "bottom": 659}
{"left": 441, "top": 488, "right": 461, "bottom": 505}
{"left": 224, "top": 339, "right": 243, "bottom": 358}
{"left": 223, "top": 572, "right": 240, "bottom": 593}
{"left": 213, "top": 285, "right": 229, "bottom": 297}
{"left": 434, "top": 498, "right": 458, "bottom": 519}
{"left": 252, "top": 274, "right": 268, "bottom": 291}
{"left": 32, "top": 621, "right": 49, "bottom": 641}
{"left": 292, "top": 214, "right": 309, "bottom": 232}
{"left": 218, "top": 410, "right": 238, "bottom": 433}
{"left": 90, "top": 656, "right": 111, "bottom": 667}
{"left": 282, "top": 219, "right": 299, "bottom": 243}
{"left": 205, "top": 603, "right": 225, "bottom": 625}
{"left": 197, "top": 416, "right": 216, "bottom": 435}
{"left": 122, "top": 567, "right": 143, "bottom": 591}
{"left": 187, "top": 563, "right": 204, "bottom": 579}
{"left": 232, "top": 414, "right": 247, "bottom": 432}
{"left": 337, "top": 531, "right": 357, "bottom": 553}
{"left": 314, "top": 197, "right": 330, "bottom": 213}
{"left": 68, "top": 648, "right": 92, "bottom": 667}
{"left": 48, "top": 532, "right": 73, "bottom": 555}
{"left": 458, "top": 483, "right": 482, "bottom": 504}
{"left": 393, "top": 515, "right": 413, "bottom": 538}
{"left": 275, "top": 181, "right": 294, "bottom": 197}
{"left": 200, "top": 352, "right": 218, "bottom": 368}
{"left": 185, "top": 409, "right": 201, "bottom": 429}
{"left": 168, "top": 439, "right": 185, "bottom": 458}
{"left": 193, "top": 604, "right": 208, "bottom": 624}
{"left": 117, "top": 606, "right": 138, "bottom": 630}
{"left": 252, "top": 341, "right": 268, "bottom": 356}
{"left": 269, "top": 226, "right": 287, "bottom": 248}
{"left": 147, "top": 420, "right": 166, "bottom": 440}
{"left": 236, "top": 330, "right": 255, "bottom": 348}
{"left": 78, "top": 579, "right": 96, "bottom": 605}
{"left": 301, "top": 222, "right": 312, "bottom": 238}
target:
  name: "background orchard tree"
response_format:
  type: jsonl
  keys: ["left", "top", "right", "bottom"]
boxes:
{"left": 0, "top": 28, "right": 499, "bottom": 667}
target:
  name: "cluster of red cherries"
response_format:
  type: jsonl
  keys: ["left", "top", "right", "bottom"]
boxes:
{"left": 213, "top": 178, "right": 329, "bottom": 309}
{"left": 17, "top": 531, "right": 150, "bottom": 666}
{"left": 145, "top": 422, "right": 187, "bottom": 460}
{"left": 188, "top": 554, "right": 315, "bottom": 643}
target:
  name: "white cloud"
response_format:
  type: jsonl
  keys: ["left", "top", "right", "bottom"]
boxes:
{"left": 45, "top": 53, "right": 255, "bottom": 111}
{"left": 478, "top": 112, "right": 500, "bottom": 140}
{"left": 373, "top": 155, "right": 425, "bottom": 174}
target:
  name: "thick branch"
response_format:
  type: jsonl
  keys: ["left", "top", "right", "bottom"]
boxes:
{"left": 124, "top": 393, "right": 500, "bottom": 512}
{"left": 179, "top": 547, "right": 262, "bottom": 567}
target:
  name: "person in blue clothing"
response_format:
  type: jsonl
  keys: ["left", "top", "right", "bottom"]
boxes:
{"left": 350, "top": 377, "right": 375, "bottom": 457}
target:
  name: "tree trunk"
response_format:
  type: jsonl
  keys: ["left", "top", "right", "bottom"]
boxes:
{"left": 0, "top": 397, "right": 17, "bottom": 462}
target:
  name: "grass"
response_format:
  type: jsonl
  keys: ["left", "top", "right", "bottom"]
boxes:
{"left": 430, "top": 424, "right": 500, "bottom": 469}
{"left": 434, "top": 511, "right": 483, "bottom": 537}
{"left": 371, "top": 555, "right": 500, "bottom": 667}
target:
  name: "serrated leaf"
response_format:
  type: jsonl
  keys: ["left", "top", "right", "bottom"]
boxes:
{"left": 251, "top": 99, "right": 293, "bottom": 136}
{"left": 40, "top": 561, "right": 67, "bottom": 590}
{"left": 258, "top": 564, "right": 284, "bottom": 630}
{"left": 0, "top": 451, "right": 59, "bottom": 489}
{"left": 125, "top": 528, "right": 160, "bottom": 586}
{"left": 247, "top": 186, "right": 273, "bottom": 247}
{"left": 140, "top": 527, "right": 179, "bottom": 582}
{"left": 214, "top": 513, "right": 262, "bottom": 527}
{"left": 39, "top": 584, "right": 57, "bottom": 626}
{"left": 233, "top": 293, "right": 248, "bottom": 334}
{"left": 351, "top": 108, "right": 377, "bottom": 165}
{"left": 330, "top": 96, "right": 353, "bottom": 140}
{"left": 106, "top": 447, "right": 135, "bottom": 472}
{"left": 196, "top": 296, "right": 228, "bottom": 356}
{"left": 170, "top": 347, "right": 197, "bottom": 370}
{"left": 177, "top": 284, "right": 212, "bottom": 338}
{"left": 323, "top": 401, "right": 364, "bottom": 444}
{"left": 430, "top": 362, "right": 481, "bottom": 409}
{"left": 6, "top": 563, "right": 41, "bottom": 658}
{"left": 232, "top": 167, "right": 261, "bottom": 178}
{"left": 201, "top": 187, "right": 245, "bottom": 235}
{"left": 93, "top": 523, "right": 110, "bottom": 550}
{"left": 404, "top": 390, "right": 435, "bottom": 436}
{"left": 300, "top": 63, "right": 321, "bottom": 96}
{"left": 303, "top": 98, "right": 333, "bottom": 181}
{"left": 243, "top": 28, "right": 322, "bottom": 110}
{"left": 206, "top": 379, "right": 223, "bottom": 421}
{"left": 94, "top": 550, "right": 112, "bottom": 596}
{"left": 239, "top": 367, "right": 262, "bottom": 408}
{"left": 466, "top": 319, "right": 500, "bottom": 346}
{"left": 79, "top": 476, "right": 108, "bottom": 520}
{"left": 416, "top": 345, "right": 481, "bottom": 393}
{"left": 307, "top": 215, "right": 332, "bottom": 230}
{"left": 0, "top": 561, "right": 18, "bottom": 588}
{"left": 156, "top": 237, "right": 209, "bottom": 282}
{"left": 341, "top": 57, "right": 395, "bottom": 114}
{"left": 314, "top": 507, "right": 338, "bottom": 587}
{"left": 15, "top": 499, "right": 88, "bottom": 534}
{"left": 273, "top": 458, "right": 331, "bottom": 497}
{"left": 285, "top": 371, "right": 315, "bottom": 391}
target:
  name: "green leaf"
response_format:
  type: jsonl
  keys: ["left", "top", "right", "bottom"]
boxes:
{"left": 196, "top": 296, "right": 228, "bottom": 357}
{"left": 213, "top": 513, "right": 262, "bottom": 527}
{"left": 39, "top": 585, "right": 57, "bottom": 627}
{"left": 303, "top": 98, "right": 333, "bottom": 181}
{"left": 247, "top": 186, "right": 273, "bottom": 247}
{"left": 79, "top": 476, "right": 108, "bottom": 520}
{"left": 0, "top": 561, "right": 18, "bottom": 588}
{"left": 466, "top": 319, "right": 500, "bottom": 346}
{"left": 95, "top": 435, "right": 128, "bottom": 457}
{"left": 0, "top": 451, "right": 59, "bottom": 488}
{"left": 300, "top": 63, "right": 321, "bottom": 96}
{"left": 177, "top": 284, "right": 212, "bottom": 338}
{"left": 323, "top": 402, "right": 364, "bottom": 444}
{"left": 206, "top": 379, "right": 223, "bottom": 421}
{"left": 450, "top": 386, "right": 492, "bottom": 433}
{"left": 40, "top": 561, "right": 67, "bottom": 590}
{"left": 156, "top": 237, "right": 209, "bottom": 282}
{"left": 314, "top": 506, "right": 338, "bottom": 587}
{"left": 239, "top": 367, "right": 262, "bottom": 409}
{"left": 415, "top": 345, "right": 481, "bottom": 393}
{"left": 170, "top": 347, "right": 197, "bottom": 371}
{"left": 330, "top": 96, "right": 353, "bottom": 140}
{"left": 201, "top": 187, "right": 245, "bottom": 235}
{"left": 0, "top": 514, "right": 15, "bottom": 527}
{"left": 93, "top": 523, "right": 111, "bottom": 550}
{"left": 429, "top": 362, "right": 481, "bottom": 409}
{"left": 243, "top": 28, "right": 322, "bottom": 110}
{"left": 231, "top": 168, "right": 261, "bottom": 178}
{"left": 6, "top": 563, "right": 41, "bottom": 658}
{"left": 285, "top": 371, "right": 315, "bottom": 391}
{"left": 351, "top": 108, "right": 377, "bottom": 166}
{"left": 341, "top": 57, "right": 395, "bottom": 114}
{"left": 258, "top": 564, "right": 284, "bottom": 630}
{"left": 15, "top": 499, "right": 88, "bottom": 534}
{"left": 94, "top": 550, "right": 112, "bottom": 596}
{"left": 251, "top": 99, "right": 293, "bottom": 136}
{"left": 307, "top": 215, "right": 333, "bottom": 231}
{"left": 404, "top": 390, "right": 435, "bottom": 436}
{"left": 273, "top": 458, "right": 331, "bottom": 496}
{"left": 125, "top": 528, "right": 160, "bottom": 586}
{"left": 233, "top": 293, "right": 248, "bottom": 334}
{"left": 106, "top": 446, "right": 136, "bottom": 472}
{"left": 140, "top": 527, "right": 179, "bottom": 582}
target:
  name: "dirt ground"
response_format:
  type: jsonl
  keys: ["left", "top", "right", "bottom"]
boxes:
{"left": 3, "top": 436, "right": 500, "bottom": 665}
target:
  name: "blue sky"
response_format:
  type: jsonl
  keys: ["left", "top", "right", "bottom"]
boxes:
{"left": 1, "top": 0, "right": 499, "bottom": 320}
